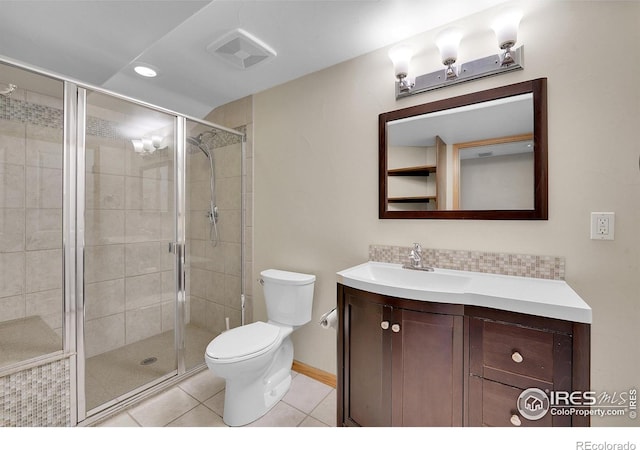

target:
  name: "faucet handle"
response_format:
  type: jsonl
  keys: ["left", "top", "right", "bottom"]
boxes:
{"left": 412, "top": 242, "right": 422, "bottom": 253}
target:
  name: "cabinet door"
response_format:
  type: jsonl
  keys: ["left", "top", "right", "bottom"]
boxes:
{"left": 343, "top": 291, "right": 392, "bottom": 426}
{"left": 391, "top": 309, "right": 464, "bottom": 426}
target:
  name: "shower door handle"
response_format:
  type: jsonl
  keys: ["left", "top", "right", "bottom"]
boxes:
{"left": 171, "top": 242, "right": 186, "bottom": 292}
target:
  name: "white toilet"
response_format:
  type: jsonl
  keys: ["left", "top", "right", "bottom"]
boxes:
{"left": 204, "top": 269, "right": 315, "bottom": 426}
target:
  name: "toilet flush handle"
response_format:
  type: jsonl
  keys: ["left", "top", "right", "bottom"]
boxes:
{"left": 258, "top": 278, "right": 264, "bottom": 286}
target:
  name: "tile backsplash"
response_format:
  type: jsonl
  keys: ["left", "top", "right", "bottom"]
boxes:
{"left": 369, "top": 244, "right": 565, "bottom": 280}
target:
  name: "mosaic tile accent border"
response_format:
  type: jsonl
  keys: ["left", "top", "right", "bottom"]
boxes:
{"left": 86, "top": 115, "right": 121, "bottom": 140}
{"left": 0, "top": 357, "right": 71, "bottom": 427}
{"left": 1, "top": 97, "right": 246, "bottom": 146}
{"left": 369, "top": 244, "right": 565, "bottom": 280}
{"left": 0, "top": 96, "right": 63, "bottom": 129}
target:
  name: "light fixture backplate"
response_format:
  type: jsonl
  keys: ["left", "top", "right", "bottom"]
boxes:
{"left": 396, "top": 46, "right": 524, "bottom": 99}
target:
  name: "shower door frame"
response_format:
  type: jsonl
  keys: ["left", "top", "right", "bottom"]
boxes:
{"left": 0, "top": 55, "right": 245, "bottom": 425}
{"left": 68, "top": 86, "right": 246, "bottom": 423}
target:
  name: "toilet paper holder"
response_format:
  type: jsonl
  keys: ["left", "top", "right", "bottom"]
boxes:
{"left": 319, "top": 307, "right": 336, "bottom": 324}
{"left": 319, "top": 307, "right": 338, "bottom": 330}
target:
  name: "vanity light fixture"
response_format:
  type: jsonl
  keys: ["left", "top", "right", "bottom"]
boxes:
{"left": 392, "top": 11, "right": 524, "bottom": 99}
{"left": 435, "top": 28, "right": 463, "bottom": 81}
{"left": 492, "top": 10, "right": 523, "bottom": 66}
{"left": 131, "top": 135, "right": 167, "bottom": 155}
{"left": 388, "top": 45, "right": 415, "bottom": 93}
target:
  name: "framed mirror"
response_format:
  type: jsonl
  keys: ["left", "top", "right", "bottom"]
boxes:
{"left": 379, "top": 78, "right": 547, "bottom": 219}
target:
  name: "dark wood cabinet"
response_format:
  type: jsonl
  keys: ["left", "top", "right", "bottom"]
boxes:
{"left": 466, "top": 308, "right": 590, "bottom": 427}
{"left": 342, "top": 291, "right": 389, "bottom": 426}
{"left": 337, "top": 284, "right": 590, "bottom": 427}
{"left": 338, "top": 285, "right": 464, "bottom": 426}
{"left": 392, "top": 308, "right": 464, "bottom": 426}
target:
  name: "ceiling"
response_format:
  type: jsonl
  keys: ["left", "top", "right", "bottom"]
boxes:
{"left": 0, "top": 0, "right": 507, "bottom": 118}
{"left": 388, "top": 93, "right": 533, "bottom": 147}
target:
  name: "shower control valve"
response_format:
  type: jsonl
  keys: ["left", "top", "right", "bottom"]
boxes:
{"left": 207, "top": 206, "right": 219, "bottom": 224}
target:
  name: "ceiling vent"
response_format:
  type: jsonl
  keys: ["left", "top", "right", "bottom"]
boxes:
{"left": 207, "top": 28, "right": 276, "bottom": 70}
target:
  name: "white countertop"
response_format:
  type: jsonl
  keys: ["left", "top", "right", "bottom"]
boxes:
{"left": 336, "top": 261, "right": 592, "bottom": 324}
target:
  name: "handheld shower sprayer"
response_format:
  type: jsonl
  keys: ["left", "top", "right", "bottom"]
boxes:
{"left": 187, "top": 130, "right": 220, "bottom": 246}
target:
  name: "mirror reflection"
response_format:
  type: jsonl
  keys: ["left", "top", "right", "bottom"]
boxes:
{"left": 454, "top": 134, "right": 533, "bottom": 210}
{"left": 379, "top": 78, "right": 547, "bottom": 219}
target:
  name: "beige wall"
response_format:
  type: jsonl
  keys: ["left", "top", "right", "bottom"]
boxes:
{"left": 253, "top": 1, "right": 640, "bottom": 426}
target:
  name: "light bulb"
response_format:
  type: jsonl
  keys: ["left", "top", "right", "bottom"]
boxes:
{"left": 152, "top": 135, "right": 162, "bottom": 149}
{"left": 436, "top": 28, "right": 463, "bottom": 66}
{"left": 131, "top": 139, "right": 144, "bottom": 153}
{"left": 388, "top": 45, "right": 413, "bottom": 80}
{"left": 492, "top": 10, "right": 523, "bottom": 49}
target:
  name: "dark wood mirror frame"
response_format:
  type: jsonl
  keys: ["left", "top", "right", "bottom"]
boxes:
{"left": 379, "top": 78, "right": 548, "bottom": 220}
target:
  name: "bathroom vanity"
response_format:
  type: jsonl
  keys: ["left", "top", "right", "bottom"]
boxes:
{"left": 336, "top": 262, "right": 591, "bottom": 427}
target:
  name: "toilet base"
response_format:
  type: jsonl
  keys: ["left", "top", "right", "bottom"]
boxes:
{"left": 221, "top": 337, "right": 294, "bottom": 426}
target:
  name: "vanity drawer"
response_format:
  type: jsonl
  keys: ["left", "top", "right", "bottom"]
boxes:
{"left": 476, "top": 320, "right": 555, "bottom": 383}
{"left": 472, "top": 377, "right": 553, "bottom": 427}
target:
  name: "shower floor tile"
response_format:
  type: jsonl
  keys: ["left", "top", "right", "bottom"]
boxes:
{"left": 85, "top": 323, "right": 214, "bottom": 411}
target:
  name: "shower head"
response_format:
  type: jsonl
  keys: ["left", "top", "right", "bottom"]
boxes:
{"left": 186, "top": 136, "right": 203, "bottom": 147}
{"left": 187, "top": 130, "right": 217, "bottom": 158}
{"left": 0, "top": 83, "right": 17, "bottom": 97}
{"left": 189, "top": 130, "right": 217, "bottom": 145}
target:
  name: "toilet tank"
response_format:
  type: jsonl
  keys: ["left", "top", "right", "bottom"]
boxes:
{"left": 260, "top": 269, "right": 315, "bottom": 326}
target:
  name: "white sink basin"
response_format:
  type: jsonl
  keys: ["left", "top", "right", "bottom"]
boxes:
{"left": 336, "top": 261, "right": 592, "bottom": 323}
{"left": 340, "top": 261, "right": 471, "bottom": 294}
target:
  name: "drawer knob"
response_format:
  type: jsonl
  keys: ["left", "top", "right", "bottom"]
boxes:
{"left": 391, "top": 324, "right": 401, "bottom": 333}
{"left": 381, "top": 321, "right": 390, "bottom": 330}
{"left": 511, "top": 351, "right": 523, "bottom": 363}
{"left": 510, "top": 414, "right": 522, "bottom": 427}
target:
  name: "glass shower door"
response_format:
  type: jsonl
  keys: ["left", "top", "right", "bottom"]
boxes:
{"left": 81, "top": 90, "right": 177, "bottom": 413}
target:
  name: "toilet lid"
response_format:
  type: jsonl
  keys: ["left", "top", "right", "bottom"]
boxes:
{"left": 206, "top": 321, "right": 281, "bottom": 360}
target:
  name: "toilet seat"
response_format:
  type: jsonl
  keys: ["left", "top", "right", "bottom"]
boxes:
{"left": 206, "top": 321, "right": 281, "bottom": 363}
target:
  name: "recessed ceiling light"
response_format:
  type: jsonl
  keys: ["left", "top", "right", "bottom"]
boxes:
{"left": 134, "top": 65, "right": 158, "bottom": 78}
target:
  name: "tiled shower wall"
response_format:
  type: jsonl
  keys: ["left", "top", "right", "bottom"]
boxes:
{"left": 187, "top": 130, "right": 244, "bottom": 335}
{"left": 0, "top": 89, "right": 64, "bottom": 350}
{"left": 0, "top": 87, "right": 70, "bottom": 426}
{"left": 84, "top": 107, "right": 247, "bottom": 355}
{"left": 83, "top": 100, "right": 177, "bottom": 358}
{"left": 204, "top": 96, "right": 254, "bottom": 325}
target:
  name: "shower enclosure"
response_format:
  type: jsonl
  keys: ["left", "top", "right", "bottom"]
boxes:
{"left": 0, "top": 59, "right": 245, "bottom": 425}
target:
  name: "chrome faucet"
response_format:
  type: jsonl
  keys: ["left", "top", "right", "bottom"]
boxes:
{"left": 409, "top": 243, "right": 423, "bottom": 268}
{"left": 403, "top": 243, "right": 434, "bottom": 271}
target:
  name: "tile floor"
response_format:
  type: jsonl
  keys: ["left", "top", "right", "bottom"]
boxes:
{"left": 95, "top": 368, "right": 336, "bottom": 427}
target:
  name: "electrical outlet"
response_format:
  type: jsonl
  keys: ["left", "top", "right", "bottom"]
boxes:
{"left": 591, "top": 212, "right": 615, "bottom": 240}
